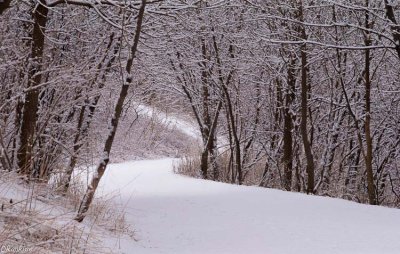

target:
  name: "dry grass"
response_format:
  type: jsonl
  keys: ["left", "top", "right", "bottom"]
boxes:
{"left": 173, "top": 145, "right": 268, "bottom": 185}
{"left": 173, "top": 155, "right": 202, "bottom": 178}
{"left": 0, "top": 170, "right": 131, "bottom": 253}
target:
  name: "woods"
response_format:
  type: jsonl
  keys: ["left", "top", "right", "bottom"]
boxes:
{"left": 1, "top": 0, "right": 400, "bottom": 223}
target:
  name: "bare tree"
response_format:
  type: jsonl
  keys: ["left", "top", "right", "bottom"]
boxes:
{"left": 75, "top": 0, "right": 147, "bottom": 222}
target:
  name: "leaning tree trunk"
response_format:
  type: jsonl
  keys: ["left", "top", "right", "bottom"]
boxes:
{"left": 17, "top": 0, "right": 48, "bottom": 176}
{"left": 61, "top": 34, "right": 119, "bottom": 193}
{"left": 75, "top": 0, "right": 146, "bottom": 222}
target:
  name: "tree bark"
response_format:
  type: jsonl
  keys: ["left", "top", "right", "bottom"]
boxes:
{"left": 17, "top": 0, "right": 48, "bottom": 176}
{"left": 364, "top": 2, "right": 377, "bottom": 205}
{"left": 199, "top": 37, "right": 211, "bottom": 179}
{"left": 298, "top": 4, "right": 315, "bottom": 194}
{"left": 282, "top": 57, "right": 296, "bottom": 191}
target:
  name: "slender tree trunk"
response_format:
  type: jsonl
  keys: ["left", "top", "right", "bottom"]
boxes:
{"left": 364, "top": 2, "right": 377, "bottom": 205}
{"left": 282, "top": 58, "right": 296, "bottom": 191}
{"left": 207, "top": 101, "right": 222, "bottom": 180}
{"left": 298, "top": 4, "right": 315, "bottom": 194}
{"left": 11, "top": 98, "right": 23, "bottom": 168}
{"left": 75, "top": 0, "right": 146, "bottom": 222}
{"left": 300, "top": 46, "right": 315, "bottom": 194}
{"left": 170, "top": 49, "right": 221, "bottom": 180}
{"left": 222, "top": 85, "right": 242, "bottom": 184}
{"left": 61, "top": 103, "right": 86, "bottom": 191}
{"left": 225, "top": 109, "right": 235, "bottom": 183}
{"left": 298, "top": 2, "right": 315, "bottom": 193}
{"left": 199, "top": 37, "right": 212, "bottom": 179}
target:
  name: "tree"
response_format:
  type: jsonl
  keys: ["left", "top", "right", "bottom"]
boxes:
{"left": 75, "top": 0, "right": 147, "bottom": 222}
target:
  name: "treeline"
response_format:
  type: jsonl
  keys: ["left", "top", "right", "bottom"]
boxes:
{"left": 0, "top": 0, "right": 399, "bottom": 222}
{"left": 161, "top": 0, "right": 400, "bottom": 207}
{"left": 1, "top": 0, "right": 153, "bottom": 221}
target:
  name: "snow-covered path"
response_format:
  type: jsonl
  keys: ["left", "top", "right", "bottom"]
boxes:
{"left": 98, "top": 158, "right": 400, "bottom": 254}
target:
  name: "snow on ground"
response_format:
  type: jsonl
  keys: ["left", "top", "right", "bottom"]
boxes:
{"left": 96, "top": 107, "right": 400, "bottom": 254}
{"left": 0, "top": 172, "right": 119, "bottom": 253}
{"left": 99, "top": 158, "right": 400, "bottom": 254}
{"left": 3, "top": 107, "right": 399, "bottom": 254}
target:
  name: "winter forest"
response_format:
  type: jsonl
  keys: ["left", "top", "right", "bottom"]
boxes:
{"left": 1, "top": 0, "right": 400, "bottom": 253}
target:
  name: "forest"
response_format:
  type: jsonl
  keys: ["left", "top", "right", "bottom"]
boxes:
{"left": 1, "top": 0, "right": 400, "bottom": 226}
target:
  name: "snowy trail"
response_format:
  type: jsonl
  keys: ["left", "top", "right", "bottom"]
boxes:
{"left": 98, "top": 158, "right": 400, "bottom": 254}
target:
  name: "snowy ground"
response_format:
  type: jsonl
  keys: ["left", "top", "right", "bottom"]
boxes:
{"left": 0, "top": 172, "right": 119, "bottom": 253}
{"left": 99, "top": 158, "right": 400, "bottom": 254}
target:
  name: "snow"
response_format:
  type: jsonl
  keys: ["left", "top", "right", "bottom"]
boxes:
{"left": 0, "top": 172, "right": 116, "bottom": 253}
{"left": 136, "top": 104, "right": 200, "bottom": 139}
{"left": 4, "top": 106, "right": 399, "bottom": 254}
{"left": 98, "top": 158, "right": 400, "bottom": 254}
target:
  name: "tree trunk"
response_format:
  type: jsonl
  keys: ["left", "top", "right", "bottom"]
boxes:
{"left": 199, "top": 37, "right": 212, "bottom": 179}
{"left": 17, "top": 0, "right": 48, "bottom": 176}
{"left": 75, "top": 0, "right": 146, "bottom": 222}
{"left": 282, "top": 58, "right": 296, "bottom": 191}
{"left": 364, "top": 2, "right": 377, "bottom": 205}
{"left": 298, "top": 4, "right": 315, "bottom": 194}
{"left": 222, "top": 85, "right": 242, "bottom": 184}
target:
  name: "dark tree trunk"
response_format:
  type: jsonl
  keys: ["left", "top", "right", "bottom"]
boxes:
{"left": 364, "top": 2, "right": 377, "bottom": 205}
{"left": 282, "top": 58, "right": 296, "bottom": 191}
{"left": 199, "top": 37, "right": 212, "bottom": 179}
{"left": 0, "top": 0, "right": 12, "bottom": 15}
{"left": 221, "top": 85, "right": 242, "bottom": 184}
{"left": 17, "top": 0, "right": 48, "bottom": 176}
{"left": 297, "top": 3, "right": 315, "bottom": 194}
